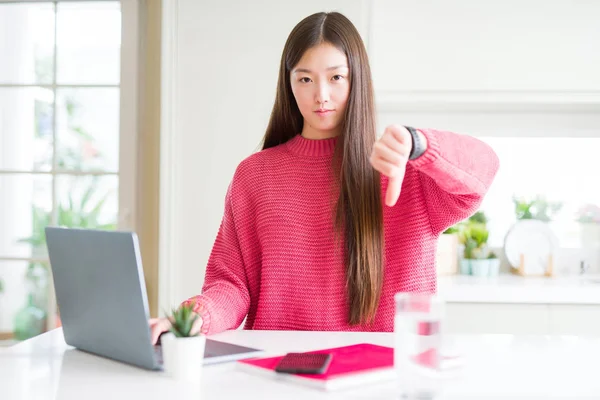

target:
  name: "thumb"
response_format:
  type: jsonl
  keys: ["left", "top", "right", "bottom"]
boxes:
{"left": 191, "top": 315, "right": 204, "bottom": 335}
{"left": 385, "top": 165, "right": 406, "bottom": 207}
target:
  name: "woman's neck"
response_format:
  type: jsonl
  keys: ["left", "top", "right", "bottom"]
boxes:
{"left": 301, "top": 123, "right": 341, "bottom": 140}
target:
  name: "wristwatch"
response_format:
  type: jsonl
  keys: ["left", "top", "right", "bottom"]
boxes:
{"left": 405, "top": 126, "right": 425, "bottom": 160}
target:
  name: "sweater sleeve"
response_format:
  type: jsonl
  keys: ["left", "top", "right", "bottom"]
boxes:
{"left": 181, "top": 180, "right": 251, "bottom": 335}
{"left": 409, "top": 128, "right": 499, "bottom": 235}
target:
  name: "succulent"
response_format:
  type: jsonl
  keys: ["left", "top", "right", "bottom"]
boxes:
{"left": 468, "top": 211, "right": 488, "bottom": 224}
{"left": 443, "top": 225, "right": 459, "bottom": 234}
{"left": 168, "top": 304, "right": 200, "bottom": 338}
{"left": 444, "top": 211, "right": 487, "bottom": 235}
{"left": 470, "top": 243, "right": 492, "bottom": 259}
{"left": 458, "top": 211, "right": 498, "bottom": 260}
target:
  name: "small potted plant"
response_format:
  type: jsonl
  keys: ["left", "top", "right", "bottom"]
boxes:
{"left": 161, "top": 304, "right": 206, "bottom": 382}
{"left": 458, "top": 212, "right": 500, "bottom": 277}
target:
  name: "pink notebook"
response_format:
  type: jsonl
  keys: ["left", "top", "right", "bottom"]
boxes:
{"left": 236, "top": 343, "right": 396, "bottom": 391}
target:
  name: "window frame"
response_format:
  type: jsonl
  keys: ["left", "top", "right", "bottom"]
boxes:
{"left": 0, "top": 0, "right": 139, "bottom": 333}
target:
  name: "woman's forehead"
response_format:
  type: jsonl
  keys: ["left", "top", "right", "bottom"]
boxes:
{"left": 292, "top": 43, "right": 348, "bottom": 74}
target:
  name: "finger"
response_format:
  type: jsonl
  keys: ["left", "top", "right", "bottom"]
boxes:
{"left": 386, "top": 163, "right": 406, "bottom": 207}
{"left": 386, "top": 125, "right": 412, "bottom": 147}
{"left": 149, "top": 318, "right": 160, "bottom": 326}
{"left": 370, "top": 156, "right": 403, "bottom": 179}
{"left": 150, "top": 323, "right": 162, "bottom": 345}
{"left": 373, "top": 141, "right": 403, "bottom": 166}
{"left": 386, "top": 176, "right": 402, "bottom": 207}
{"left": 151, "top": 319, "right": 171, "bottom": 345}
{"left": 150, "top": 326, "right": 160, "bottom": 345}
{"left": 190, "top": 316, "right": 204, "bottom": 335}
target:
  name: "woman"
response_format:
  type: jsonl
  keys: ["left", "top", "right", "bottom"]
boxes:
{"left": 151, "top": 11, "right": 498, "bottom": 343}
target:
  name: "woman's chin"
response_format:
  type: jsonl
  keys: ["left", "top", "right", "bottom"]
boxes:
{"left": 308, "top": 121, "right": 341, "bottom": 135}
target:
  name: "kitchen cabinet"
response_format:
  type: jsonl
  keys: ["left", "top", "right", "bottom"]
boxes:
{"left": 549, "top": 305, "right": 600, "bottom": 336}
{"left": 446, "top": 303, "right": 600, "bottom": 336}
{"left": 446, "top": 303, "right": 550, "bottom": 335}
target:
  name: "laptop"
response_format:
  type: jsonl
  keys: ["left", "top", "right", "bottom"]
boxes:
{"left": 45, "top": 226, "right": 263, "bottom": 370}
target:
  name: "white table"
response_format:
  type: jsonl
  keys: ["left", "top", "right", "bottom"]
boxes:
{"left": 1, "top": 328, "right": 599, "bottom": 399}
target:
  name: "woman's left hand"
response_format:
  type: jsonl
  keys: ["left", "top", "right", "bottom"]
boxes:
{"left": 369, "top": 125, "right": 413, "bottom": 207}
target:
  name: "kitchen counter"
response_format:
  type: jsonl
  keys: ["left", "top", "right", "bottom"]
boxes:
{"left": 438, "top": 273, "right": 600, "bottom": 304}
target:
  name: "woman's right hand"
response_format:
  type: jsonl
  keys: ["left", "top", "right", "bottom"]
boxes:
{"left": 149, "top": 313, "right": 204, "bottom": 345}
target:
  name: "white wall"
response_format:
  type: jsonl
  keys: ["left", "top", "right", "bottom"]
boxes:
{"left": 159, "top": 0, "right": 600, "bottom": 310}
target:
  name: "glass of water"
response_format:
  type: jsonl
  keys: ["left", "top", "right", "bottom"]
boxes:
{"left": 394, "top": 292, "right": 445, "bottom": 399}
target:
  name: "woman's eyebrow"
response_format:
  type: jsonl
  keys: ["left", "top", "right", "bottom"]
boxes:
{"left": 293, "top": 65, "right": 349, "bottom": 74}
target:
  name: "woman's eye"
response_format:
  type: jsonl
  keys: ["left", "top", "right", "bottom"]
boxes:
{"left": 332, "top": 75, "right": 344, "bottom": 81}
{"left": 299, "top": 77, "right": 311, "bottom": 83}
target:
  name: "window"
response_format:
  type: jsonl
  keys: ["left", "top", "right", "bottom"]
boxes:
{"left": 480, "top": 137, "right": 600, "bottom": 249}
{"left": 479, "top": 136, "right": 600, "bottom": 274}
{"left": 0, "top": 0, "right": 136, "bottom": 340}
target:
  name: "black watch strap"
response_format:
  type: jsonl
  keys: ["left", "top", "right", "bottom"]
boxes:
{"left": 405, "top": 126, "right": 425, "bottom": 160}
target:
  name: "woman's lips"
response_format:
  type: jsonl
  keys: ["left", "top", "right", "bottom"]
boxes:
{"left": 314, "top": 109, "right": 334, "bottom": 116}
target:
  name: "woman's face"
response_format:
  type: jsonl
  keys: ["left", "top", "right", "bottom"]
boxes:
{"left": 290, "top": 43, "right": 350, "bottom": 139}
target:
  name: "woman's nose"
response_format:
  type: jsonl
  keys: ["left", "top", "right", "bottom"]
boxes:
{"left": 315, "top": 82, "right": 330, "bottom": 104}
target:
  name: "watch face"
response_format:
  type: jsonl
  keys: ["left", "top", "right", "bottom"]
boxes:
{"left": 504, "top": 220, "right": 559, "bottom": 275}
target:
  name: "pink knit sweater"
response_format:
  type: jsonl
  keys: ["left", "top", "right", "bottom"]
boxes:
{"left": 184, "top": 128, "right": 499, "bottom": 335}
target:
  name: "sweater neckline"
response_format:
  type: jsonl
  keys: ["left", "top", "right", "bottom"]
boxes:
{"left": 286, "top": 134, "right": 338, "bottom": 157}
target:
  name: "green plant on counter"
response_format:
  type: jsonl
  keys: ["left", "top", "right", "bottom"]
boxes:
{"left": 513, "top": 195, "right": 563, "bottom": 222}
{"left": 457, "top": 211, "right": 497, "bottom": 260}
{"left": 168, "top": 304, "right": 201, "bottom": 338}
{"left": 443, "top": 211, "right": 487, "bottom": 235}
{"left": 0, "top": 278, "right": 4, "bottom": 294}
{"left": 443, "top": 225, "right": 459, "bottom": 234}
{"left": 468, "top": 211, "right": 488, "bottom": 224}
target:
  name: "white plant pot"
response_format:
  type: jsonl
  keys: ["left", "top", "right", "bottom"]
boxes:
{"left": 470, "top": 259, "right": 490, "bottom": 277}
{"left": 488, "top": 258, "right": 501, "bottom": 277}
{"left": 161, "top": 333, "right": 206, "bottom": 382}
{"left": 459, "top": 259, "right": 471, "bottom": 275}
